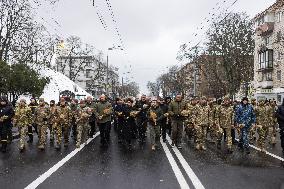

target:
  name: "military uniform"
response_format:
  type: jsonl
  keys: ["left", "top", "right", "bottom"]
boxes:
{"left": 249, "top": 98, "right": 257, "bottom": 143}
{"left": 134, "top": 100, "right": 149, "bottom": 143}
{"left": 34, "top": 104, "right": 50, "bottom": 150}
{"left": 49, "top": 103, "right": 57, "bottom": 143}
{"left": 207, "top": 102, "right": 218, "bottom": 144}
{"left": 184, "top": 102, "right": 199, "bottom": 142}
{"left": 28, "top": 101, "right": 38, "bottom": 143}
{"left": 148, "top": 105, "right": 163, "bottom": 150}
{"left": 194, "top": 103, "right": 209, "bottom": 150}
{"left": 75, "top": 105, "right": 91, "bottom": 148}
{"left": 56, "top": 103, "right": 72, "bottom": 148}
{"left": 255, "top": 100, "right": 269, "bottom": 151}
{"left": 14, "top": 103, "right": 32, "bottom": 151}
{"left": 168, "top": 99, "right": 187, "bottom": 148}
{"left": 94, "top": 99, "right": 113, "bottom": 147}
{"left": 215, "top": 102, "right": 234, "bottom": 152}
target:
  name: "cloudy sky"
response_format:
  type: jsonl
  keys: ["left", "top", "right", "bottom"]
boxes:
{"left": 39, "top": 0, "right": 275, "bottom": 94}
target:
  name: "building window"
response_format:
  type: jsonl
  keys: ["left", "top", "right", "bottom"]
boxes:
{"left": 266, "top": 72, "right": 273, "bottom": 81}
{"left": 86, "top": 61, "right": 92, "bottom": 67}
{"left": 86, "top": 69, "right": 92, "bottom": 78}
{"left": 276, "top": 12, "right": 282, "bottom": 22}
{"left": 258, "top": 50, "right": 273, "bottom": 69}
{"left": 265, "top": 36, "right": 270, "bottom": 46}
{"left": 277, "top": 31, "right": 282, "bottom": 42}
{"left": 277, "top": 51, "right": 281, "bottom": 60}
{"left": 258, "top": 16, "right": 264, "bottom": 25}
{"left": 277, "top": 70, "right": 282, "bottom": 81}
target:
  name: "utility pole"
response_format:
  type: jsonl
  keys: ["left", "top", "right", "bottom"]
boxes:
{"left": 106, "top": 55, "right": 109, "bottom": 96}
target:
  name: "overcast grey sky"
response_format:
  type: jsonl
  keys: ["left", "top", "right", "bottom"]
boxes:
{"left": 39, "top": 0, "right": 275, "bottom": 94}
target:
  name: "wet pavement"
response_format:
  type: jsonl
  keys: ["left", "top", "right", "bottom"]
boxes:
{"left": 0, "top": 128, "right": 283, "bottom": 189}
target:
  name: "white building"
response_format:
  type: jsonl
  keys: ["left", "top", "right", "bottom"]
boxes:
{"left": 254, "top": 0, "right": 284, "bottom": 104}
{"left": 56, "top": 55, "right": 119, "bottom": 98}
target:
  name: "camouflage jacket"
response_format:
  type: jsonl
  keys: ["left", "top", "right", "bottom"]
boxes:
{"left": 14, "top": 105, "right": 32, "bottom": 127}
{"left": 76, "top": 107, "right": 91, "bottom": 124}
{"left": 49, "top": 106, "right": 58, "bottom": 125}
{"left": 186, "top": 103, "right": 199, "bottom": 124}
{"left": 56, "top": 105, "right": 72, "bottom": 125}
{"left": 34, "top": 105, "right": 50, "bottom": 125}
{"left": 195, "top": 104, "right": 209, "bottom": 126}
{"left": 216, "top": 104, "right": 234, "bottom": 127}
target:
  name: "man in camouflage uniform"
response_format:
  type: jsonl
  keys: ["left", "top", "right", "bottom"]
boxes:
{"left": 168, "top": 94, "right": 187, "bottom": 149}
{"left": 215, "top": 96, "right": 234, "bottom": 153}
{"left": 56, "top": 97, "right": 72, "bottom": 148}
{"left": 194, "top": 96, "right": 209, "bottom": 151}
{"left": 70, "top": 99, "right": 79, "bottom": 142}
{"left": 207, "top": 98, "right": 218, "bottom": 144}
{"left": 48, "top": 100, "right": 56, "bottom": 143}
{"left": 34, "top": 98, "right": 50, "bottom": 150}
{"left": 28, "top": 98, "right": 38, "bottom": 143}
{"left": 264, "top": 100, "right": 277, "bottom": 146}
{"left": 268, "top": 100, "right": 277, "bottom": 145}
{"left": 184, "top": 98, "right": 199, "bottom": 143}
{"left": 13, "top": 99, "right": 32, "bottom": 152}
{"left": 255, "top": 99, "right": 269, "bottom": 152}
{"left": 75, "top": 100, "right": 91, "bottom": 148}
{"left": 249, "top": 98, "right": 257, "bottom": 143}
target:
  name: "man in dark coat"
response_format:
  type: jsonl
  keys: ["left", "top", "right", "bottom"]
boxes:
{"left": 0, "top": 96, "right": 14, "bottom": 153}
{"left": 134, "top": 95, "right": 149, "bottom": 143}
{"left": 276, "top": 99, "right": 284, "bottom": 155}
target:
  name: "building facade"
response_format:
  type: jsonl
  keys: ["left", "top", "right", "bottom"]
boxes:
{"left": 56, "top": 55, "right": 119, "bottom": 98}
{"left": 254, "top": 0, "right": 284, "bottom": 104}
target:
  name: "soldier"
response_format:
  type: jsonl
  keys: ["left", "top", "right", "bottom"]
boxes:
{"left": 122, "top": 98, "right": 137, "bottom": 149}
{"left": 276, "top": 99, "right": 284, "bottom": 155}
{"left": 86, "top": 96, "right": 96, "bottom": 138}
{"left": 235, "top": 97, "right": 256, "bottom": 154}
{"left": 49, "top": 100, "right": 57, "bottom": 143}
{"left": 75, "top": 100, "right": 91, "bottom": 148}
{"left": 34, "top": 98, "right": 50, "bottom": 150}
{"left": 184, "top": 97, "right": 199, "bottom": 143}
{"left": 148, "top": 99, "right": 163, "bottom": 151}
{"left": 28, "top": 98, "right": 38, "bottom": 143}
{"left": 215, "top": 96, "right": 234, "bottom": 153}
{"left": 165, "top": 97, "right": 172, "bottom": 136}
{"left": 265, "top": 101, "right": 276, "bottom": 145}
{"left": 70, "top": 99, "right": 79, "bottom": 142}
{"left": 13, "top": 99, "right": 32, "bottom": 152}
{"left": 249, "top": 98, "right": 257, "bottom": 143}
{"left": 158, "top": 98, "right": 170, "bottom": 143}
{"left": 56, "top": 97, "right": 72, "bottom": 148}
{"left": 194, "top": 96, "right": 209, "bottom": 151}
{"left": 114, "top": 97, "right": 125, "bottom": 143}
{"left": 207, "top": 98, "right": 217, "bottom": 144}
{"left": 94, "top": 94, "right": 113, "bottom": 148}
{"left": 168, "top": 94, "right": 187, "bottom": 149}
{"left": 134, "top": 94, "right": 149, "bottom": 144}
{"left": 255, "top": 99, "right": 269, "bottom": 152}
{"left": 0, "top": 96, "right": 14, "bottom": 153}
{"left": 268, "top": 100, "right": 277, "bottom": 145}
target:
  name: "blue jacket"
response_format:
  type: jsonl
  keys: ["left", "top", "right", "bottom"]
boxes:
{"left": 235, "top": 103, "right": 256, "bottom": 128}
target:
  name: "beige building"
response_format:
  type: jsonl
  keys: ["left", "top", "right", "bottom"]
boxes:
{"left": 254, "top": 0, "right": 284, "bottom": 104}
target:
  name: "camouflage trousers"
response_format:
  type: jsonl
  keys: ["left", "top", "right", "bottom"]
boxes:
{"left": 18, "top": 125, "right": 27, "bottom": 149}
{"left": 53, "top": 124, "right": 62, "bottom": 146}
{"left": 208, "top": 124, "right": 221, "bottom": 143}
{"left": 38, "top": 124, "right": 48, "bottom": 147}
{"left": 195, "top": 124, "right": 208, "bottom": 146}
{"left": 184, "top": 122, "right": 195, "bottom": 141}
{"left": 149, "top": 124, "right": 160, "bottom": 146}
{"left": 249, "top": 126, "right": 257, "bottom": 142}
{"left": 217, "top": 126, "right": 232, "bottom": 149}
{"left": 257, "top": 126, "right": 275, "bottom": 149}
{"left": 48, "top": 124, "right": 54, "bottom": 141}
{"left": 76, "top": 123, "right": 90, "bottom": 147}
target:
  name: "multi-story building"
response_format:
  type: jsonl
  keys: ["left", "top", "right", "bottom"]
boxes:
{"left": 56, "top": 55, "right": 119, "bottom": 98}
{"left": 254, "top": 0, "right": 284, "bottom": 104}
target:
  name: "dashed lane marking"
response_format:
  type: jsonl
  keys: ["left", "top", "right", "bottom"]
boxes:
{"left": 160, "top": 137, "right": 190, "bottom": 189}
{"left": 25, "top": 132, "right": 100, "bottom": 189}
{"left": 166, "top": 135, "right": 206, "bottom": 189}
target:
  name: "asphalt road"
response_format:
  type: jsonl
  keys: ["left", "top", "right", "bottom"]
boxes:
{"left": 0, "top": 127, "right": 283, "bottom": 189}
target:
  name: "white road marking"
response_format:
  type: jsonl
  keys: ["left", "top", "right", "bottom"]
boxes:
{"left": 25, "top": 132, "right": 100, "bottom": 189}
{"left": 160, "top": 138, "right": 190, "bottom": 189}
{"left": 249, "top": 144, "right": 284, "bottom": 162}
{"left": 166, "top": 135, "right": 205, "bottom": 189}
{"left": 235, "top": 139, "right": 284, "bottom": 162}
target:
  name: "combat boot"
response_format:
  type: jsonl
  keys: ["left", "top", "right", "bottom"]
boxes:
{"left": 27, "top": 135, "right": 33, "bottom": 143}
{"left": 227, "top": 146, "right": 233, "bottom": 154}
{"left": 201, "top": 144, "right": 207, "bottom": 151}
{"left": 19, "top": 145, "right": 25, "bottom": 153}
{"left": 1, "top": 142, "right": 7, "bottom": 153}
{"left": 38, "top": 145, "right": 45, "bottom": 150}
{"left": 151, "top": 145, "right": 156, "bottom": 151}
{"left": 217, "top": 140, "right": 221, "bottom": 149}
{"left": 270, "top": 137, "right": 276, "bottom": 146}
{"left": 195, "top": 144, "right": 201, "bottom": 150}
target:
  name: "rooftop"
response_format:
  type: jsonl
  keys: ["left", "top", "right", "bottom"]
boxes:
{"left": 254, "top": 0, "right": 284, "bottom": 20}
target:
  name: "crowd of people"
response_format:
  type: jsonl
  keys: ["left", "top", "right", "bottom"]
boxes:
{"left": 0, "top": 94, "right": 284, "bottom": 156}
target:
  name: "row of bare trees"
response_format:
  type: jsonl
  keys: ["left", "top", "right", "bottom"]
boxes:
{"left": 149, "top": 12, "right": 255, "bottom": 99}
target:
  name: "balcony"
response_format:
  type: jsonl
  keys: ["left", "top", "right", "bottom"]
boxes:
{"left": 256, "top": 22, "right": 274, "bottom": 36}
{"left": 260, "top": 81, "right": 273, "bottom": 89}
